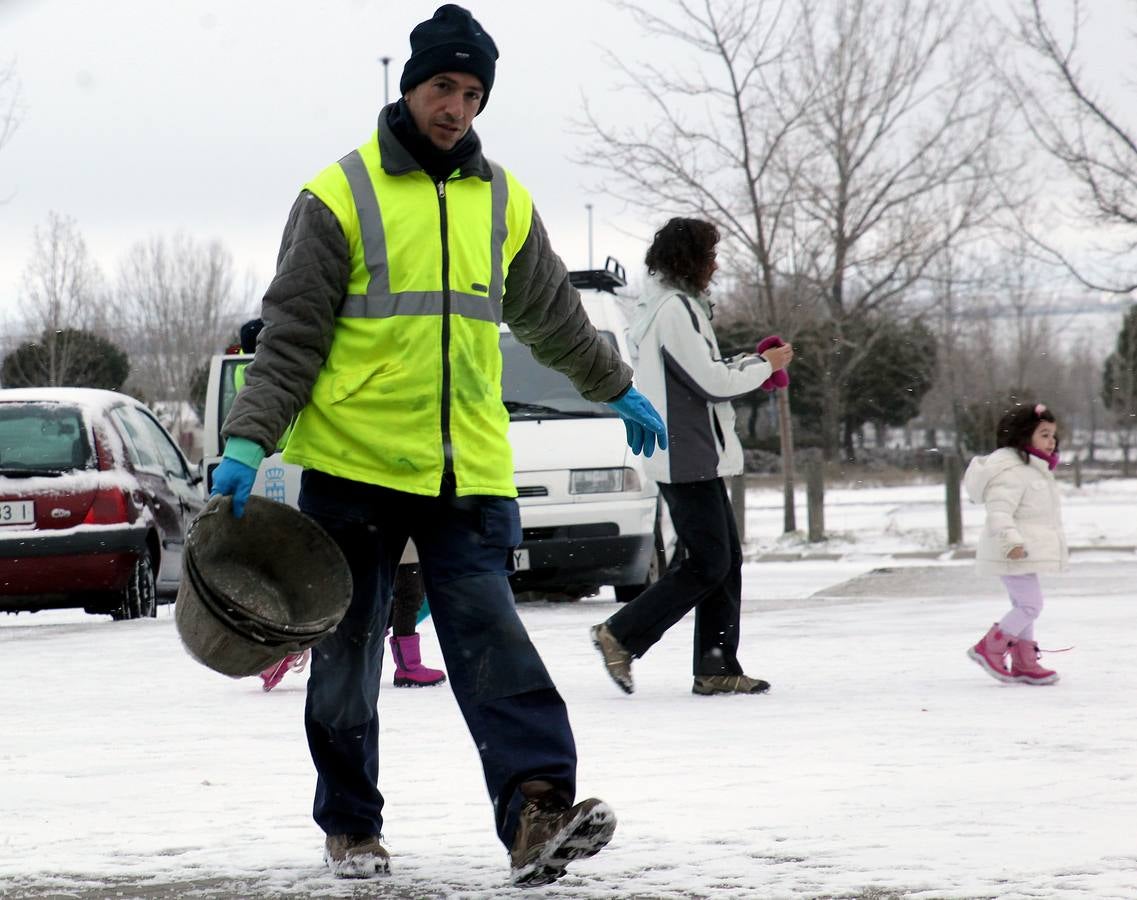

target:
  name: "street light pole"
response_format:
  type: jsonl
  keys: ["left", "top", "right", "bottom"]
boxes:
{"left": 585, "top": 203, "right": 593, "bottom": 270}
{"left": 380, "top": 56, "right": 392, "bottom": 105}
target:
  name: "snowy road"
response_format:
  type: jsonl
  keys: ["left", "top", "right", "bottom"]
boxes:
{"left": 2, "top": 552, "right": 1135, "bottom": 899}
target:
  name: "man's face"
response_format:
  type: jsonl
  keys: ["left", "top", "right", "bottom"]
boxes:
{"left": 404, "top": 72, "right": 484, "bottom": 151}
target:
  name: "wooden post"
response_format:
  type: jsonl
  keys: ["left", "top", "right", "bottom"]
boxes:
{"left": 807, "top": 457, "right": 825, "bottom": 543}
{"left": 945, "top": 454, "right": 962, "bottom": 546}
{"left": 730, "top": 473, "right": 747, "bottom": 542}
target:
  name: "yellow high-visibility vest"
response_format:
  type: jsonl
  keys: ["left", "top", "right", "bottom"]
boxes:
{"left": 281, "top": 132, "right": 533, "bottom": 497}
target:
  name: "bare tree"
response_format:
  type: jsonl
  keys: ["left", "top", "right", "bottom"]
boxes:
{"left": 1004, "top": 0, "right": 1137, "bottom": 292}
{"left": 109, "top": 233, "right": 247, "bottom": 434}
{"left": 0, "top": 58, "right": 23, "bottom": 198}
{"left": 786, "top": 0, "right": 1008, "bottom": 458}
{"left": 581, "top": 0, "right": 813, "bottom": 531}
{"left": 1, "top": 212, "right": 107, "bottom": 386}
{"left": 921, "top": 236, "right": 1080, "bottom": 457}
{"left": 18, "top": 212, "right": 104, "bottom": 331}
{"left": 919, "top": 240, "right": 991, "bottom": 456}
{"left": 1066, "top": 335, "right": 1105, "bottom": 461}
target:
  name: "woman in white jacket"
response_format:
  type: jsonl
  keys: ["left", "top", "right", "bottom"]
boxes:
{"left": 590, "top": 218, "right": 793, "bottom": 696}
{"left": 963, "top": 403, "right": 1067, "bottom": 685}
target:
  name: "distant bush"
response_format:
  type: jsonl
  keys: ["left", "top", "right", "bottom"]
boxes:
{"left": 2, "top": 328, "right": 130, "bottom": 391}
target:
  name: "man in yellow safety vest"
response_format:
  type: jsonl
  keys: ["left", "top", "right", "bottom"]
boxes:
{"left": 210, "top": 3, "right": 667, "bottom": 888}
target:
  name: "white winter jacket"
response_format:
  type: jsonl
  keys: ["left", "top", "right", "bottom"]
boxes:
{"left": 626, "top": 273, "right": 772, "bottom": 483}
{"left": 963, "top": 447, "right": 1068, "bottom": 575}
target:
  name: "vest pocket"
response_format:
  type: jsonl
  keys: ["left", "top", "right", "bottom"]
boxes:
{"left": 329, "top": 363, "right": 395, "bottom": 403}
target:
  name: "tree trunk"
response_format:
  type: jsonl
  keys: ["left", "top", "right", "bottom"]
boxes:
{"left": 776, "top": 389, "right": 796, "bottom": 533}
{"left": 821, "top": 379, "right": 841, "bottom": 461}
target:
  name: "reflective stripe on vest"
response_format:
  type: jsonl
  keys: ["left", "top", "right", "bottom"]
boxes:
{"left": 337, "top": 149, "right": 508, "bottom": 324}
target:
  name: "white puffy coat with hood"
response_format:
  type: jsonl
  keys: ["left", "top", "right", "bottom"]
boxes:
{"left": 963, "top": 446, "right": 1068, "bottom": 575}
{"left": 626, "top": 273, "right": 772, "bottom": 484}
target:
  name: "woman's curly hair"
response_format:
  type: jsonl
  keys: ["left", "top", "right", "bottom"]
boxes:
{"left": 644, "top": 218, "right": 719, "bottom": 295}
{"left": 996, "top": 403, "right": 1059, "bottom": 461}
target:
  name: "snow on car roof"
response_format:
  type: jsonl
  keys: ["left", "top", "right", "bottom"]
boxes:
{"left": 0, "top": 387, "right": 142, "bottom": 412}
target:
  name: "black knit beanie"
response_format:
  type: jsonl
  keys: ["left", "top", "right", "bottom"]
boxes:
{"left": 400, "top": 5, "right": 498, "bottom": 112}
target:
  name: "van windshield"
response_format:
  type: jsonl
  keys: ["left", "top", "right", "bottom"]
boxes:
{"left": 500, "top": 331, "right": 620, "bottom": 420}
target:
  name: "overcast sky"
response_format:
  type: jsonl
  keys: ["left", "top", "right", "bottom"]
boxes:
{"left": 0, "top": 0, "right": 665, "bottom": 326}
{"left": 1, "top": 0, "right": 1133, "bottom": 331}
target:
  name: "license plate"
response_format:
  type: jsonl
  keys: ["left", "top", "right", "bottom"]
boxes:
{"left": 0, "top": 500, "right": 34, "bottom": 527}
{"left": 512, "top": 548, "right": 530, "bottom": 571}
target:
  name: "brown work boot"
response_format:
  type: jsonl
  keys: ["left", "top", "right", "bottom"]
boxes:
{"left": 323, "top": 833, "right": 391, "bottom": 879}
{"left": 692, "top": 674, "right": 771, "bottom": 695}
{"left": 590, "top": 622, "right": 634, "bottom": 694}
{"left": 509, "top": 790, "right": 617, "bottom": 887}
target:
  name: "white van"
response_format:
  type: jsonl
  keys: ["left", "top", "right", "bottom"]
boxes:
{"left": 202, "top": 258, "right": 668, "bottom": 601}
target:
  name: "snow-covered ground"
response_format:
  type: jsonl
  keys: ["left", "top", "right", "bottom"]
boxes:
{"left": 2, "top": 480, "right": 1136, "bottom": 899}
{"left": 745, "top": 473, "right": 1137, "bottom": 558}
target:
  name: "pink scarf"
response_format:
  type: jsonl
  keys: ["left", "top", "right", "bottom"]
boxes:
{"left": 1026, "top": 446, "right": 1059, "bottom": 471}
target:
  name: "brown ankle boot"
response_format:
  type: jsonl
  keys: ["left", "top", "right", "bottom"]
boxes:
{"left": 323, "top": 833, "right": 390, "bottom": 878}
{"left": 509, "top": 786, "right": 616, "bottom": 887}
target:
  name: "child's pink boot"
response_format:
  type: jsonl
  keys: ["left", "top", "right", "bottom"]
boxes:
{"left": 966, "top": 624, "right": 1014, "bottom": 682}
{"left": 259, "top": 649, "right": 311, "bottom": 692}
{"left": 1009, "top": 639, "right": 1059, "bottom": 685}
{"left": 389, "top": 633, "right": 447, "bottom": 688}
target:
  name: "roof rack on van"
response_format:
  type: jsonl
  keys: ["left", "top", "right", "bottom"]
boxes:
{"left": 568, "top": 256, "right": 626, "bottom": 294}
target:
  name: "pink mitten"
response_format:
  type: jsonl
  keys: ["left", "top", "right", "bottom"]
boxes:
{"left": 755, "top": 335, "right": 790, "bottom": 391}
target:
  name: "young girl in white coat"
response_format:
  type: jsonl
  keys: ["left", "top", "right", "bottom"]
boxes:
{"left": 963, "top": 403, "right": 1067, "bottom": 685}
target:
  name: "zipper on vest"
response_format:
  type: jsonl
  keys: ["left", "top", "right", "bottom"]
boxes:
{"left": 437, "top": 178, "right": 454, "bottom": 479}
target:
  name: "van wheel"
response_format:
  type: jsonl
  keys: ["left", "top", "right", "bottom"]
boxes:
{"left": 111, "top": 551, "right": 157, "bottom": 620}
{"left": 615, "top": 520, "right": 666, "bottom": 603}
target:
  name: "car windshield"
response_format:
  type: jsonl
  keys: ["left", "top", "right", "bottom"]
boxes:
{"left": 500, "top": 330, "right": 620, "bottom": 420}
{"left": 0, "top": 403, "right": 93, "bottom": 473}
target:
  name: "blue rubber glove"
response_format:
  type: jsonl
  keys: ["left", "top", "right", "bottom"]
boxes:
{"left": 607, "top": 387, "right": 668, "bottom": 457}
{"left": 210, "top": 442, "right": 260, "bottom": 518}
{"left": 210, "top": 457, "right": 258, "bottom": 518}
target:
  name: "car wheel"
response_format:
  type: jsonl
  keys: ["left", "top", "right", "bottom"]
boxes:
{"left": 111, "top": 551, "right": 157, "bottom": 620}
{"left": 615, "top": 518, "right": 666, "bottom": 604}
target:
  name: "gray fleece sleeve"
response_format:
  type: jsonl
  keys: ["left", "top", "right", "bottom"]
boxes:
{"left": 221, "top": 191, "right": 349, "bottom": 453}
{"left": 501, "top": 208, "right": 633, "bottom": 402}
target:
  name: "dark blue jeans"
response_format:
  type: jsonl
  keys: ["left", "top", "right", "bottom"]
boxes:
{"left": 298, "top": 470, "right": 577, "bottom": 848}
{"left": 606, "top": 477, "right": 745, "bottom": 676}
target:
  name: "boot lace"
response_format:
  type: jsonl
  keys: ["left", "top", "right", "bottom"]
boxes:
{"left": 1012, "top": 641, "right": 1073, "bottom": 657}
{"left": 1035, "top": 645, "right": 1073, "bottom": 654}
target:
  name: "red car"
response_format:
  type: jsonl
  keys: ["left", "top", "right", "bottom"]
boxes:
{"left": 0, "top": 388, "right": 205, "bottom": 619}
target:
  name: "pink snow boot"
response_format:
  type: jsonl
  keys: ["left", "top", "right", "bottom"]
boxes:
{"left": 389, "top": 633, "right": 447, "bottom": 688}
{"left": 1009, "top": 639, "right": 1059, "bottom": 685}
{"left": 259, "top": 649, "right": 311, "bottom": 692}
{"left": 966, "top": 624, "right": 1014, "bottom": 682}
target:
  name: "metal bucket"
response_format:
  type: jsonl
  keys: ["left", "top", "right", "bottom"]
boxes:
{"left": 175, "top": 494, "right": 352, "bottom": 677}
